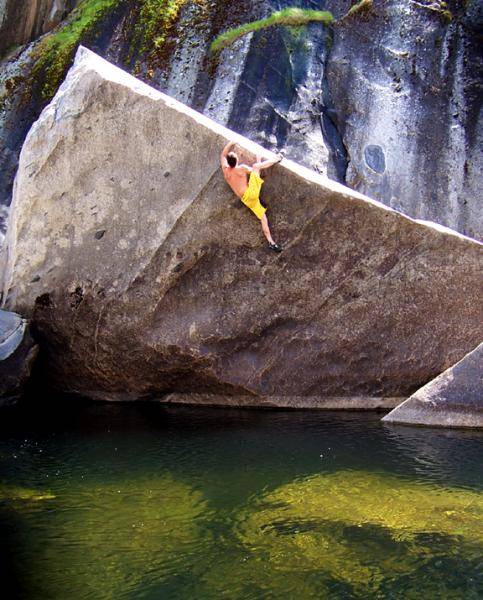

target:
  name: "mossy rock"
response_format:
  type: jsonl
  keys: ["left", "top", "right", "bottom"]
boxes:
{"left": 229, "top": 470, "right": 483, "bottom": 595}
{"left": 29, "top": 0, "right": 122, "bottom": 101}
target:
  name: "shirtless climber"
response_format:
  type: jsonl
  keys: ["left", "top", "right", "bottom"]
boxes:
{"left": 220, "top": 140, "right": 283, "bottom": 252}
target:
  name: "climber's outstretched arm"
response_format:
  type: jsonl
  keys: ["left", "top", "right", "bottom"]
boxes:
{"left": 253, "top": 153, "right": 283, "bottom": 171}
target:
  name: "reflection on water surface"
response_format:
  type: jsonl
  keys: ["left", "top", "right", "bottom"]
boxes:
{"left": 1, "top": 400, "right": 482, "bottom": 599}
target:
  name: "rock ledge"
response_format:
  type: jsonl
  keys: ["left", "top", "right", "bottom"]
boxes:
{"left": 383, "top": 343, "right": 483, "bottom": 428}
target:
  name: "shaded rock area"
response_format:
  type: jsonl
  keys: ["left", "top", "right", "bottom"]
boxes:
{"left": 0, "top": 0, "right": 80, "bottom": 58}
{"left": 327, "top": 0, "right": 483, "bottom": 239}
{"left": 0, "top": 309, "right": 38, "bottom": 406}
{"left": 1, "top": 46, "right": 482, "bottom": 406}
{"left": 383, "top": 343, "right": 483, "bottom": 428}
{"left": 0, "top": 0, "right": 481, "bottom": 241}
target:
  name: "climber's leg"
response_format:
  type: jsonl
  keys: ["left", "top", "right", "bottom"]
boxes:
{"left": 261, "top": 213, "right": 275, "bottom": 244}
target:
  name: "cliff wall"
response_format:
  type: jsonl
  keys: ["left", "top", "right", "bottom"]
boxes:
{"left": 0, "top": 0, "right": 79, "bottom": 58}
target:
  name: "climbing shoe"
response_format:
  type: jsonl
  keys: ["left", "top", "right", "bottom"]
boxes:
{"left": 268, "top": 242, "right": 282, "bottom": 253}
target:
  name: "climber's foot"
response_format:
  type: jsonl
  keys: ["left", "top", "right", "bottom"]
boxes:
{"left": 268, "top": 241, "right": 282, "bottom": 253}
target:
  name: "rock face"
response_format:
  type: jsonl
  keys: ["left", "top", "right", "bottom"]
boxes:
{"left": 0, "top": 0, "right": 481, "bottom": 241}
{"left": 1, "top": 46, "right": 482, "bottom": 405}
{"left": 382, "top": 344, "right": 483, "bottom": 428}
{"left": 0, "top": 0, "right": 79, "bottom": 58}
{"left": 0, "top": 309, "right": 38, "bottom": 406}
{"left": 327, "top": 0, "right": 483, "bottom": 240}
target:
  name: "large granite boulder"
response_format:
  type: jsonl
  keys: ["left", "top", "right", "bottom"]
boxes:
{"left": 0, "top": 46, "right": 482, "bottom": 407}
{"left": 383, "top": 343, "right": 483, "bottom": 428}
{"left": 1, "top": 1, "right": 481, "bottom": 241}
{"left": 0, "top": 309, "right": 38, "bottom": 406}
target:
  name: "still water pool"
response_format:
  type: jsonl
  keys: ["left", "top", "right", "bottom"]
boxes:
{"left": 0, "top": 400, "right": 482, "bottom": 599}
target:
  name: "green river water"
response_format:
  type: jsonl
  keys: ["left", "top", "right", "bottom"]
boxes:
{"left": 0, "top": 400, "right": 482, "bottom": 599}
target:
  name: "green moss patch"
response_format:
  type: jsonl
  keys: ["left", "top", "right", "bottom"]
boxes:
{"left": 30, "top": 0, "right": 122, "bottom": 100}
{"left": 410, "top": 0, "right": 453, "bottom": 23}
{"left": 134, "top": 0, "right": 189, "bottom": 55}
{"left": 127, "top": 0, "right": 197, "bottom": 74}
{"left": 210, "top": 7, "right": 334, "bottom": 54}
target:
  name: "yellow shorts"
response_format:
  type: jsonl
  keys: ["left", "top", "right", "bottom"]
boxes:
{"left": 241, "top": 172, "right": 266, "bottom": 220}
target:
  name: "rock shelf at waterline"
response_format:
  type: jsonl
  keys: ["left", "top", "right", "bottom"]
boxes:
{"left": 0, "top": 46, "right": 482, "bottom": 407}
{"left": 383, "top": 343, "right": 483, "bottom": 428}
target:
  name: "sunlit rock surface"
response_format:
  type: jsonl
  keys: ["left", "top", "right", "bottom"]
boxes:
{"left": 383, "top": 343, "right": 483, "bottom": 428}
{"left": 0, "top": 309, "right": 38, "bottom": 406}
{"left": 1, "top": 46, "right": 482, "bottom": 405}
{"left": 0, "top": 0, "right": 481, "bottom": 239}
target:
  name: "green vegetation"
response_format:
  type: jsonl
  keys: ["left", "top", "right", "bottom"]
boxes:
{"left": 210, "top": 8, "right": 334, "bottom": 54}
{"left": 133, "top": 0, "right": 189, "bottom": 55}
{"left": 439, "top": 0, "right": 453, "bottom": 23}
{"left": 28, "top": 0, "right": 193, "bottom": 98}
{"left": 346, "top": 0, "right": 373, "bottom": 18}
{"left": 30, "top": 0, "right": 121, "bottom": 100}
{"left": 127, "top": 0, "right": 192, "bottom": 75}
{"left": 413, "top": 0, "right": 453, "bottom": 22}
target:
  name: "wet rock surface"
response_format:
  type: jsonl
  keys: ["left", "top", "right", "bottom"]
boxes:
{"left": 383, "top": 343, "right": 483, "bottom": 428}
{"left": 1, "top": 47, "right": 482, "bottom": 405}
{"left": 0, "top": 0, "right": 481, "bottom": 240}
{"left": 0, "top": 309, "right": 38, "bottom": 406}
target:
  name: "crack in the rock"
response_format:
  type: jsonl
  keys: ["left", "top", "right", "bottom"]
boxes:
{"left": 319, "top": 30, "right": 349, "bottom": 184}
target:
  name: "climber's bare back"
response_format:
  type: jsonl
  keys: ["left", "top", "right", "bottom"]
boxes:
{"left": 222, "top": 163, "right": 252, "bottom": 198}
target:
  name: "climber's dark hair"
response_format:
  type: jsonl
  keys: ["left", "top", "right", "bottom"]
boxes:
{"left": 227, "top": 152, "right": 237, "bottom": 168}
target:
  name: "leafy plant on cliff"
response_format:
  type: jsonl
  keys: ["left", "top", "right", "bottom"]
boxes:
{"left": 210, "top": 8, "right": 334, "bottom": 54}
{"left": 346, "top": 0, "right": 373, "bottom": 18}
{"left": 428, "top": 0, "right": 453, "bottom": 22}
{"left": 30, "top": 0, "right": 122, "bottom": 100}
